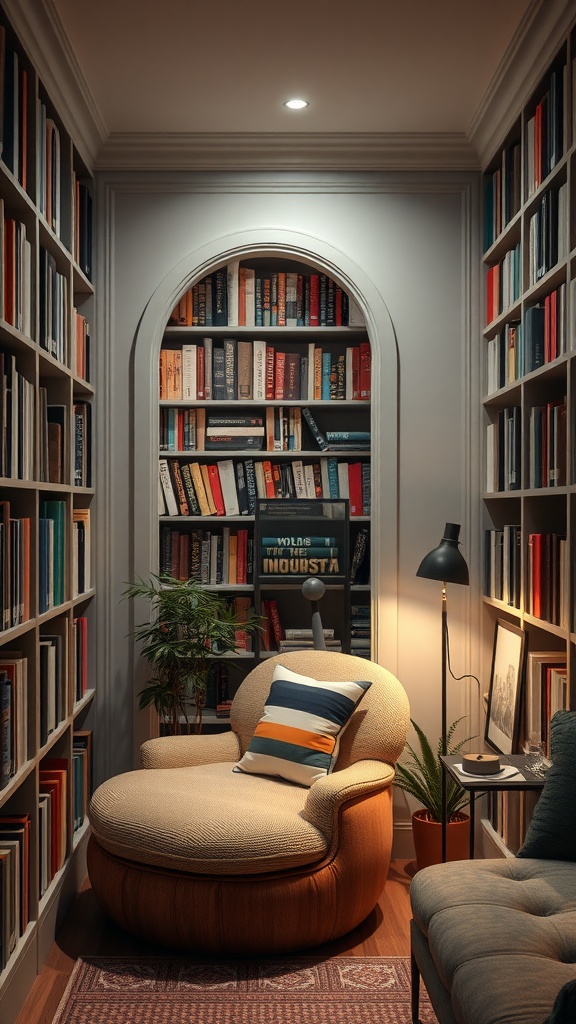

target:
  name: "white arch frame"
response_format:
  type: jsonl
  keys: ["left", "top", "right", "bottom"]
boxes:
{"left": 131, "top": 227, "right": 400, "bottom": 744}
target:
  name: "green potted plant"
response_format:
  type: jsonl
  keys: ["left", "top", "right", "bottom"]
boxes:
{"left": 124, "top": 574, "right": 262, "bottom": 734}
{"left": 394, "top": 717, "right": 473, "bottom": 870}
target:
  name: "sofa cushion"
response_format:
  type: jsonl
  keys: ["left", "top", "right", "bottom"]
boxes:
{"left": 234, "top": 663, "right": 371, "bottom": 786}
{"left": 88, "top": 762, "right": 328, "bottom": 875}
{"left": 410, "top": 858, "right": 576, "bottom": 1024}
{"left": 517, "top": 710, "right": 576, "bottom": 861}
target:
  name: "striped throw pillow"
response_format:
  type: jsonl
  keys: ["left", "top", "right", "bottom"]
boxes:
{"left": 234, "top": 663, "right": 372, "bottom": 787}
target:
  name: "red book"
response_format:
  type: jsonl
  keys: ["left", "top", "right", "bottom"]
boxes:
{"left": 335, "top": 286, "right": 343, "bottom": 325}
{"left": 207, "top": 464, "right": 226, "bottom": 516}
{"left": 267, "top": 598, "right": 284, "bottom": 645}
{"left": 262, "top": 460, "right": 275, "bottom": 498}
{"left": 309, "top": 274, "right": 320, "bottom": 326}
{"left": 274, "top": 352, "right": 286, "bottom": 399}
{"left": 348, "top": 462, "right": 363, "bottom": 516}
{"left": 529, "top": 533, "right": 542, "bottom": 619}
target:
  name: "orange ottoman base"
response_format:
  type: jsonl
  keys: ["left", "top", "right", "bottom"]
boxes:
{"left": 87, "top": 788, "right": 393, "bottom": 954}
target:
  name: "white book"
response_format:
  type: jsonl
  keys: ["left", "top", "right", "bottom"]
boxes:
{"left": 218, "top": 460, "right": 240, "bottom": 516}
{"left": 254, "top": 461, "right": 266, "bottom": 498}
{"left": 181, "top": 344, "right": 197, "bottom": 400}
{"left": 337, "top": 462, "right": 350, "bottom": 499}
{"left": 253, "top": 339, "right": 267, "bottom": 400}
{"left": 304, "top": 463, "right": 316, "bottom": 499}
{"left": 292, "top": 460, "right": 306, "bottom": 498}
{"left": 244, "top": 268, "right": 255, "bottom": 326}
{"left": 158, "top": 459, "right": 179, "bottom": 517}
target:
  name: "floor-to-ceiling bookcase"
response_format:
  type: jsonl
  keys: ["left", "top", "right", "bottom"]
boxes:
{"left": 156, "top": 258, "right": 372, "bottom": 725}
{"left": 0, "top": 5, "right": 95, "bottom": 1021}
{"left": 481, "top": 20, "right": 576, "bottom": 854}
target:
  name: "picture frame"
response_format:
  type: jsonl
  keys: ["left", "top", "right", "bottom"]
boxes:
{"left": 485, "top": 619, "right": 526, "bottom": 755}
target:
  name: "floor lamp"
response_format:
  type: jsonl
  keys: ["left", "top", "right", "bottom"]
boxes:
{"left": 416, "top": 523, "right": 470, "bottom": 860}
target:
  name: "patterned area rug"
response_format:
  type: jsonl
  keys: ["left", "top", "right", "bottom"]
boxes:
{"left": 52, "top": 955, "right": 438, "bottom": 1023}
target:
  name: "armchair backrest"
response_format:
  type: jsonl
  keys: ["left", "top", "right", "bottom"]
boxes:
{"left": 231, "top": 651, "right": 410, "bottom": 770}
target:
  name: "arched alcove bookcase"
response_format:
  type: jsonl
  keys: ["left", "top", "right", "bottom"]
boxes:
{"left": 131, "top": 228, "right": 399, "bottom": 749}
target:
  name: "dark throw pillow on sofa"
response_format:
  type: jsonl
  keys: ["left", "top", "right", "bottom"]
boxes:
{"left": 517, "top": 710, "right": 576, "bottom": 861}
{"left": 542, "top": 980, "right": 576, "bottom": 1024}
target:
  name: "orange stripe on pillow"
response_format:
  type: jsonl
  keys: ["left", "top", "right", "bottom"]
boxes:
{"left": 254, "top": 720, "right": 335, "bottom": 754}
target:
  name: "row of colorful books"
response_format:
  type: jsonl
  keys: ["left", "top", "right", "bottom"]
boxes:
{"left": 159, "top": 456, "right": 370, "bottom": 518}
{"left": 485, "top": 241, "right": 521, "bottom": 326}
{"left": 0, "top": 756, "right": 82, "bottom": 966}
{"left": 168, "top": 263, "right": 360, "bottom": 329}
{"left": 484, "top": 526, "right": 521, "bottom": 608}
{"left": 527, "top": 183, "right": 567, "bottom": 288}
{"left": 159, "top": 407, "right": 370, "bottom": 456}
{"left": 485, "top": 283, "right": 567, "bottom": 393}
{"left": 160, "top": 526, "right": 253, "bottom": 586}
{"left": 259, "top": 602, "right": 370, "bottom": 656}
{"left": 159, "top": 522, "right": 370, "bottom": 590}
{"left": 525, "top": 64, "right": 565, "bottom": 198}
{"left": 483, "top": 139, "right": 521, "bottom": 251}
{"left": 159, "top": 338, "right": 371, "bottom": 403}
{"left": 39, "top": 246, "right": 69, "bottom": 364}
{"left": 526, "top": 532, "right": 567, "bottom": 627}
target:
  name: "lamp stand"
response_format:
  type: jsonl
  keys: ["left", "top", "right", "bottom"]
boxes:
{"left": 441, "top": 582, "right": 448, "bottom": 862}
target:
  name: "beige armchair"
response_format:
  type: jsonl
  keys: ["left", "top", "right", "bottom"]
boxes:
{"left": 87, "top": 650, "right": 409, "bottom": 954}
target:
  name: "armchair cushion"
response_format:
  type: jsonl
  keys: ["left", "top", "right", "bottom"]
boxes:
{"left": 234, "top": 663, "right": 371, "bottom": 786}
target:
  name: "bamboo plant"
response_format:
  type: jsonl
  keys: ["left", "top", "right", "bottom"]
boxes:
{"left": 124, "top": 574, "right": 261, "bottom": 734}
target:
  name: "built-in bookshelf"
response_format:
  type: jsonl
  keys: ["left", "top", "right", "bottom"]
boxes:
{"left": 157, "top": 259, "right": 373, "bottom": 722}
{"left": 481, "top": 22, "right": 576, "bottom": 854}
{"left": 0, "top": 5, "right": 95, "bottom": 1019}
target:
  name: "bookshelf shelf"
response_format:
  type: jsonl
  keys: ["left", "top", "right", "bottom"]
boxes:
{"left": 481, "top": 17, "right": 576, "bottom": 855}
{"left": 156, "top": 260, "right": 373, "bottom": 705}
{"left": 0, "top": 3, "right": 95, "bottom": 1017}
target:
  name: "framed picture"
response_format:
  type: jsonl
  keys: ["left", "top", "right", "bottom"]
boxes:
{"left": 485, "top": 619, "right": 526, "bottom": 755}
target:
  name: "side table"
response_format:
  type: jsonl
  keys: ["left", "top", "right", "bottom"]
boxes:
{"left": 440, "top": 753, "right": 546, "bottom": 860}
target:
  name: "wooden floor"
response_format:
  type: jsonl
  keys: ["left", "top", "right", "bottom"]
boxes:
{"left": 15, "top": 859, "right": 417, "bottom": 1024}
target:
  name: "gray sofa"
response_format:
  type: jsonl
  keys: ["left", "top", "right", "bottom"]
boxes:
{"left": 409, "top": 711, "right": 576, "bottom": 1024}
{"left": 410, "top": 857, "right": 576, "bottom": 1024}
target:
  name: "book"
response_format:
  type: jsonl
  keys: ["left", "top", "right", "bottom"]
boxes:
{"left": 158, "top": 459, "right": 178, "bottom": 517}
{"left": 217, "top": 460, "right": 240, "bottom": 516}
{"left": 302, "top": 407, "right": 329, "bottom": 450}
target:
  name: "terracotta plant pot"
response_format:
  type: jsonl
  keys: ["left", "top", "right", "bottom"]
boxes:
{"left": 411, "top": 808, "right": 470, "bottom": 871}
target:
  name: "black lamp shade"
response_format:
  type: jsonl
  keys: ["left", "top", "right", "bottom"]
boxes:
{"left": 416, "top": 522, "right": 470, "bottom": 586}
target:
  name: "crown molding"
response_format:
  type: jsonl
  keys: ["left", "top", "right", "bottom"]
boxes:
{"left": 95, "top": 132, "right": 480, "bottom": 172}
{"left": 2, "top": 0, "right": 106, "bottom": 170}
{"left": 468, "top": 0, "right": 575, "bottom": 167}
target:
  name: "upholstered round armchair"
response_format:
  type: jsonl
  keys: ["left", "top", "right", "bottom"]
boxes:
{"left": 87, "top": 650, "right": 409, "bottom": 954}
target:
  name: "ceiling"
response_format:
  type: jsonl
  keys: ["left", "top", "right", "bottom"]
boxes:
{"left": 9, "top": 0, "right": 569, "bottom": 169}
{"left": 52, "top": 0, "right": 533, "bottom": 137}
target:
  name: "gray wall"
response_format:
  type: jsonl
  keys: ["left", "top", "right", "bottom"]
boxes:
{"left": 93, "top": 169, "right": 482, "bottom": 854}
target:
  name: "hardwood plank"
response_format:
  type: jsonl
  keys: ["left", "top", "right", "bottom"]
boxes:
{"left": 14, "top": 860, "right": 416, "bottom": 1024}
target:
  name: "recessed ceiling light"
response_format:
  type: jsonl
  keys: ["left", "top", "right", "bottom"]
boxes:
{"left": 283, "top": 98, "right": 309, "bottom": 110}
